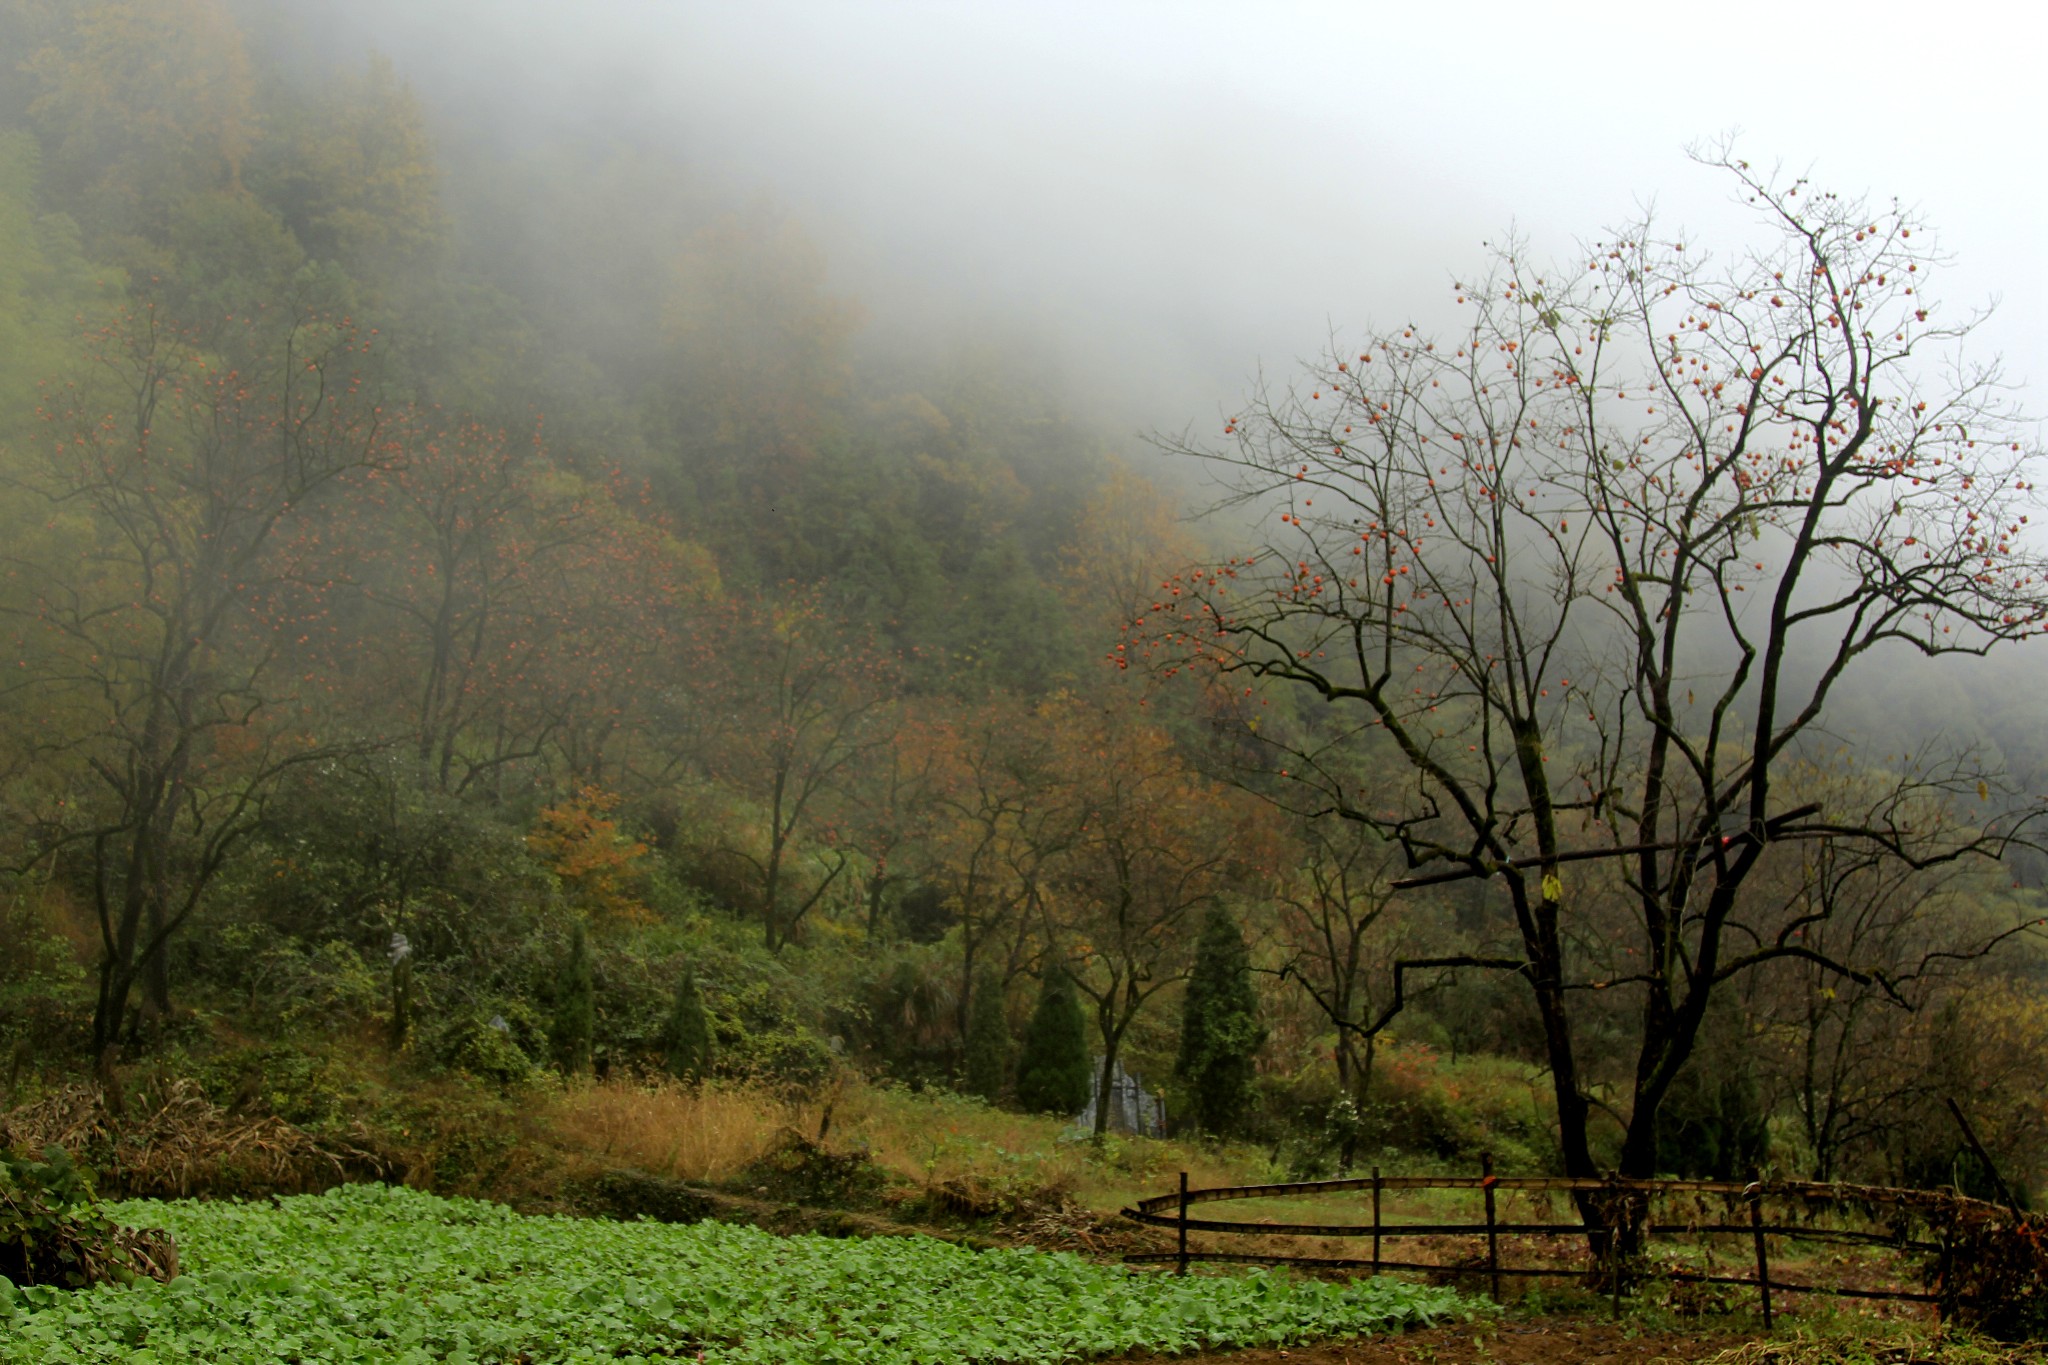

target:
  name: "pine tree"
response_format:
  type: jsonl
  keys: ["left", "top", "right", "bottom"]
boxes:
{"left": 1175, "top": 903, "right": 1264, "bottom": 1136}
{"left": 1015, "top": 968, "right": 1091, "bottom": 1116}
{"left": 962, "top": 972, "right": 1009, "bottom": 1101}
{"left": 661, "top": 967, "right": 715, "bottom": 1083}
{"left": 550, "top": 918, "right": 595, "bottom": 1076}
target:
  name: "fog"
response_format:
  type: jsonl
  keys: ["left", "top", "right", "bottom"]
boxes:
{"left": 262, "top": 0, "right": 2048, "bottom": 442}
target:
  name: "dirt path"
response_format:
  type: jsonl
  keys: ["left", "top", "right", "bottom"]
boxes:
{"left": 1119, "top": 1318, "right": 1758, "bottom": 1365}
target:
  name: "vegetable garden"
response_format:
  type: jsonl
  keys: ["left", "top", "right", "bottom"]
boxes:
{"left": 0, "top": 1184, "right": 1479, "bottom": 1364}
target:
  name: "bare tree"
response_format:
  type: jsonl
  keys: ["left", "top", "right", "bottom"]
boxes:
{"left": 2, "top": 296, "right": 392, "bottom": 1049}
{"left": 1142, "top": 151, "right": 2048, "bottom": 1236}
{"left": 1733, "top": 763, "right": 2041, "bottom": 1180}
{"left": 924, "top": 695, "right": 1077, "bottom": 1048}
{"left": 1042, "top": 701, "right": 1273, "bottom": 1138}
{"left": 1272, "top": 818, "right": 1467, "bottom": 1162}
{"left": 699, "top": 590, "right": 899, "bottom": 952}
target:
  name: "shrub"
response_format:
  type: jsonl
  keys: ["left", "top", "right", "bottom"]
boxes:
{"left": 550, "top": 920, "right": 595, "bottom": 1076}
{"left": 1015, "top": 970, "right": 1089, "bottom": 1117}
{"left": 963, "top": 973, "right": 1008, "bottom": 1101}
{"left": 661, "top": 969, "right": 715, "bottom": 1083}
{"left": 435, "top": 1013, "right": 535, "bottom": 1088}
{"left": 1174, "top": 904, "right": 1264, "bottom": 1137}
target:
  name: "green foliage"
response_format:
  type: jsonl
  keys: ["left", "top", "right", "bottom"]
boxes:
{"left": 963, "top": 972, "right": 1008, "bottom": 1100}
{"left": 8, "top": 0, "right": 2041, "bottom": 1218}
{"left": 549, "top": 919, "right": 595, "bottom": 1077}
{"left": 242, "top": 53, "right": 446, "bottom": 289}
{"left": 189, "top": 1046, "right": 364, "bottom": 1130}
{"left": 1654, "top": 996, "right": 1769, "bottom": 1180}
{"left": 1656, "top": 1060, "right": 1770, "bottom": 1181}
{"left": 156, "top": 189, "right": 304, "bottom": 328}
{"left": 845, "top": 941, "right": 959, "bottom": 1086}
{"left": 432, "top": 1012, "right": 535, "bottom": 1088}
{"left": 0, "top": 1184, "right": 1477, "bottom": 1361}
{"left": 0, "top": 130, "right": 113, "bottom": 455}
{"left": 1174, "top": 903, "right": 1264, "bottom": 1137}
{"left": 1015, "top": 969, "right": 1090, "bottom": 1117}
{"left": 0, "top": 883, "right": 88, "bottom": 1072}
{"left": 19, "top": 0, "right": 258, "bottom": 247}
{"left": 660, "top": 969, "right": 714, "bottom": 1083}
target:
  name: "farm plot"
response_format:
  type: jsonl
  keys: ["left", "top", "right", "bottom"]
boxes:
{"left": 0, "top": 1184, "right": 1479, "bottom": 1364}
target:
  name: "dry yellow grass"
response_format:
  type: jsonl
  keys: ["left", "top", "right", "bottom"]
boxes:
{"left": 540, "top": 1076, "right": 1261, "bottom": 1212}
{"left": 541, "top": 1079, "right": 810, "bottom": 1182}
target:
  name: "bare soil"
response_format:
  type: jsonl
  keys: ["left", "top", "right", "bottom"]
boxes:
{"left": 1118, "top": 1319, "right": 1758, "bottom": 1365}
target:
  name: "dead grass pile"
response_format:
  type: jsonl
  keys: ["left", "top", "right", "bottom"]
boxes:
{"left": 0, "top": 1080, "right": 385, "bottom": 1199}
{"left": 1010, "top": 1194, "right": 1165, "bottom": 1258}
{"left": 1709, "top": 1336, "right": 2048, "bottom": 1365}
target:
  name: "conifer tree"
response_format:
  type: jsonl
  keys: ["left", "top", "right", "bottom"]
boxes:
{"left": 962, "top": 972, "right": 1008, "bottom": 1101}
{"left": 1015, "top": 968, "right": 1090, "bottom": 1116}
{"left": 1175, "top": 903, "right": 1264, "bottom": 1136}
{"left": 550, "top": 919, "right": 595, "bottom": 1076}
{"left": 661, "top": 967, "right": 715, "bottom": 1083}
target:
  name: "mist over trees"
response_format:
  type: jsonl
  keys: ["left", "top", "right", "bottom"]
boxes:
{"left": 0, "top": 0, "right": 2044, "bottom": 1222}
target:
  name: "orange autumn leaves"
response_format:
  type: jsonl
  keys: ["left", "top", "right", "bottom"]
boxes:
{"left": 527, "top": 784, "right": 655, "bottom": 927}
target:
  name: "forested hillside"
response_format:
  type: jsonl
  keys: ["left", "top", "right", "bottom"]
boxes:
{"left": 1, "top": 0, "right": 2044, "bottom": 1214}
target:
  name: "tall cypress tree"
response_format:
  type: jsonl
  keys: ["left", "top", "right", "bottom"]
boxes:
{"left": 962, "top": 972, "right": 1009, "bottom": 1101}
{"left": 1015, "top": 968, "right": 1091, "bottom": 1116}
{"left": 550, "top": 919, "right": 595, "bottom": 1076}
{"left": 1175, "top": 903, "right": 1264, "bottom": 1136}
{"left": 661, "top": 967, "right": 715, "bottom": 1083}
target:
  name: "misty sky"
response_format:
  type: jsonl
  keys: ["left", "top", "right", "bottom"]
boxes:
{"left": 303, "top": 0, "right": 2048, "bottom": 441}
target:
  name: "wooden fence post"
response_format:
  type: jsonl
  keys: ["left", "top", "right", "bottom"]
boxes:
{"left": 1749, "top": 1185, "right": 1773, "bottom": 1330}
{"left": 1482, "top": 1153, "right": 1501, "bottom": 1303}
{"left": 1177, "top": 1170, "right": 1189, "bottom": 1277}
{"left": 1370, "top": 1166, "right": 1382, "bottom": 1274}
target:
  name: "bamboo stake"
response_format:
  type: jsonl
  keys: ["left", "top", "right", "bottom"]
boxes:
{"left": 1750, "top": 1187, "right": 1773, "bottom": 1329}
{"left": 1371, "top": 1166, "right": 1382, "bottom": 1274}
{"left": 1482, "top": 1153, "right": 1501, "bottom": 1303}
{"left": 1177, "top": 1170, "right": 1189, "bottom": 1277}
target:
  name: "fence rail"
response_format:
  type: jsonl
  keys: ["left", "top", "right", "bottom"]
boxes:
{"left": 1119, "top": 1159, "right": 2013, "bottom": 1325}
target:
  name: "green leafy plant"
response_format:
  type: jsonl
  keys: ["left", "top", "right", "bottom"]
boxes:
{"left": 1, "top": 1183, "right": 1478, "bottom": 1362}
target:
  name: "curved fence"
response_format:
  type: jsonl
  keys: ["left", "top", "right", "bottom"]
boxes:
{"left": 1120, "top": 1159, "right": 2041, "bottom": 1328}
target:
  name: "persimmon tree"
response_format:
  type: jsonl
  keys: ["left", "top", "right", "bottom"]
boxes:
{"left": 1142, "top": 153, "right": 2048, "bottom": 1209}
{"left": 1, "top": 297, "right": 393, "bottom": 1050}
